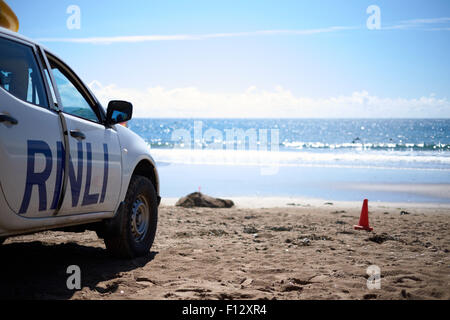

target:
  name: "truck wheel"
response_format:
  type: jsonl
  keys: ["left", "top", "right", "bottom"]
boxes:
{"left": 104, "top": 175, "right": 158, "bottom": 258}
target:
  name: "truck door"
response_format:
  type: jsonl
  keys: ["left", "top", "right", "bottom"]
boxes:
{"left": 0, "top": 35, "right": 62, "bottom": 218}
{"left": 44, "top": 53, "right": 122, "bottom": 216}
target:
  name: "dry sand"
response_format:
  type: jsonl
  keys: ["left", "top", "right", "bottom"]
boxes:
{"left": 0, "top": 200, "right": 449, "bottom": 300}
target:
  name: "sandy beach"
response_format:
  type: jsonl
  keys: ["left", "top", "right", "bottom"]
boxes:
{"left": 0, "top": 198, "right": 448, "bottom": 300}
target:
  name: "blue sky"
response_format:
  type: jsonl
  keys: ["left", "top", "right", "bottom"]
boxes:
{"left": 8, "top": 0, "right": 450, "bottom": 118}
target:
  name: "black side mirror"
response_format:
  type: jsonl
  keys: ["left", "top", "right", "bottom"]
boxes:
{"left": 106, "top": 100, "right": 133, "bottom": 125}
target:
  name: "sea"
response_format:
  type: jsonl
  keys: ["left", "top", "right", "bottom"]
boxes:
{"left": 128, "top": 119, "right": 450, "bottom": 203}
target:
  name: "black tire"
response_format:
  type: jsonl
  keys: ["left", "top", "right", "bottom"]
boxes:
{"left": 104, "top": 175, "right": 158, "bottom": 258}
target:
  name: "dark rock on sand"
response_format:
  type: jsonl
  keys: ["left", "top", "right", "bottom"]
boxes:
{"left": 243, "top": 226, "right": 259, "bottom": 234}
{"left": 281, "top": 284, "right": 303, "bottom": 292}
{"left": 366, "top": 233, "right": 404, "bottom": 244}
{"left": 176, "top": 192, "right": 234, "bottom": 208}
{"left": 267, "top": 226, "right": 293, "bottom": 232}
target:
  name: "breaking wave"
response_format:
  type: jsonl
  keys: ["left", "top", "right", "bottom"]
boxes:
{"left": 150, "top": 147, "right": 450, "bottom": 171}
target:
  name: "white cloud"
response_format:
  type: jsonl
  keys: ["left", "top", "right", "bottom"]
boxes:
{"left": 36, "top": 26, "right": 357, "bottom": 44}
{"left": 383, "top": 17, "right": 450, "bottom": 30}
{"left": 399, "top": 17, "right": 450, "bottom": 24}
{"left": 35, "top": 16, "right": 450, "bottom": 45}
{"left": 89, "top": 81, "right": 450, "bottom": 118}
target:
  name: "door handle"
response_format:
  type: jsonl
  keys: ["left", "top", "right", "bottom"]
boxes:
{"left": 70, "top": 130, "right": 86, "bottom": 140}
{"left": 0, "top": 114, "right": 18, "bottom": 125}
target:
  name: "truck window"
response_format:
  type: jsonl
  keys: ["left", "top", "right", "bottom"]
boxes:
{"left": 0, "top": 37, "right": 48, "bottom": 107}
{"left": 48, "top": 58, "right": 99, "bottom": 123}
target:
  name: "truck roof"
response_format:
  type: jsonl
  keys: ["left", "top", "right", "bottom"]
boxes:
{"left": 0, "top": 26, "right": 61, "bottom": 60}
{"left": 0, "top": 26, "right": 35, "bottom": 45}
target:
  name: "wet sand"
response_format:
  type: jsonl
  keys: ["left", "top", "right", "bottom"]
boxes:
{"left": 0, "top": 200, "right": 449, "bottom": 300}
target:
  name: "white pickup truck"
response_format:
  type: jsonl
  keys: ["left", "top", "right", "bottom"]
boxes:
{"left": 0, "top": 27, "right": 160, "bottom": 258}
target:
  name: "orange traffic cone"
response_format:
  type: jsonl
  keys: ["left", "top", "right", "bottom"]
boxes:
{"left": 354, "top": 199, "right": 373, "bottom": 231}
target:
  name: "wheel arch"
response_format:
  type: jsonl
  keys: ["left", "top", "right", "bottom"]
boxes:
{"left": 131, "top": 159, "right": 160, "bottom": 206}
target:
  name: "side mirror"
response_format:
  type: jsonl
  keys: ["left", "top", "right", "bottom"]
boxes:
{"left": 106, "top": 100, "right": 133, "bottom": 125}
